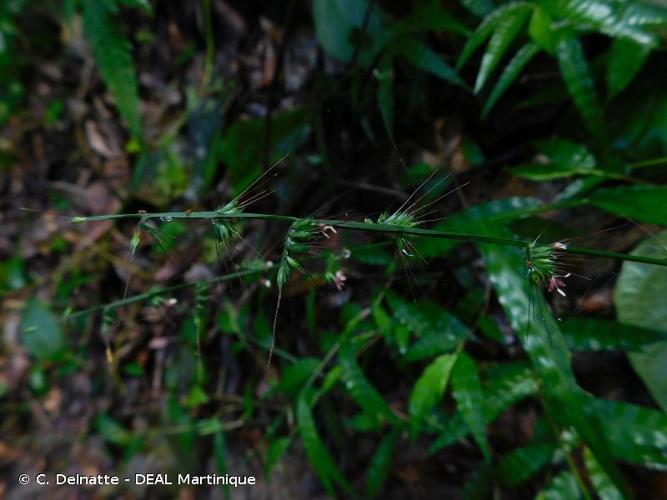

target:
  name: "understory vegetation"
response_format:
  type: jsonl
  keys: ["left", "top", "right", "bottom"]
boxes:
{"left": 2, "top": 0, "right": 667, "bottom": 498}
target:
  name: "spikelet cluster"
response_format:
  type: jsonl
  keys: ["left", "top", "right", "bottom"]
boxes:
{"left": 277, "top": 219, "right": 318, "bottom": 289}
{"left": 526, "top": 241, "right": 570, "bottom": 296}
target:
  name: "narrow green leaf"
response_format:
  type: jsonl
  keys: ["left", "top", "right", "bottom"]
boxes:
{"left": 404, "top": 321, "right": 469, "bottom": 362}
{"left": 511, "top": 137, "right": 596, "bottom": 180}
{"left": 265, "top": 437, "right": 291, "bottom": 475}
{"left": 376, "top": 53, "right": 394, "bottom": 138}
{"left": 474, "top": 6, "right": 530, "bottom": 93}
{"left": 404, "top": 0, "right": 471, "bottom": 35}
{"left": 395, "top": 37, "right": 464, "bottom": 87}
{"left": 496, "top": 442, "right": 556, "bottom": 486}
{"left": 365, "top": 428, "right": 400, "bottom": 499}
{"left": 339, "top": 343, "right": 397, "bottom": 426}
{"left": 555, "top": 34, "right": 605, "bottom": 137}
{"left": 296, "top": 395, "right": 350, "bottom": 496}
{"left": 561, "top": 317, "right": 667, "bottom": 352}
{"left": 457, "top": 3, "right": 531, "bottom": 70}
{"left": 583, "top": 447, "right": 623, "bottom": 500}
{"left": 559, "top": 0, "right": 661, "bottom": 47}
{"left": 96, "top": 414, "right": 132, "bottom": 447}
{"left": 615, "top": 232, "right": 667, "bottom": 411}
{"left": 528, "top": 6, "right": 556, "bottom": 54}
{"left": 452, "top": 352, "right": 490, "bottom": 459}
{"left": 430, "top": 362, "right": 539, "bottom": 453}
{"left": 476, "top": 225, "right": 629, "bottom": 496}
{"left": 625, "top": 2, "right": 667, "bottom": 28}
{"left": 477, "top": 231, "right": 578, "bottom": 394}
{"left": 117, "top": 0, "right": 152, "bottom": 11}
{"left": 385, "top": 291, "right": 432, "bottom": 335}
{"left": 82, "top": 0, "right": 142, "bottom": 137}
{"left": 409, "top": 353, "right": 458, "bottom": 438}
{"left": 607, "top": 38, "right": 649, "bottom": 99}
{"left": 535, "top": 470, "right": 581, "bottom": 500}
{"left": 460, "top": 0, "right": 496, "bottom": 18}
{"left": 482, "top": 42, "right": 540, "bottom": 116}
{"left": 588, "top": 185, "right": 667, "bottom": 225}
{"left": 275, "top": 358, "right": 320, "bottom": 399}
{"left": 589, "top": 397, "right": 667, "bottom": 468}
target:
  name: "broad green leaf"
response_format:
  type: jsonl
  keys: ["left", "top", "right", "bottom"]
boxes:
{"left": 583, "top": 447, "right": 623, "bottom": 500}
{"left": 452, "top": 352, "right": 490, "bottom": 458}
{"left": 21, "top": 299, "right": 65, "bottom": 361}
{"left": 615, "top": 232, "right": 667, "bottom": 411}
{"left": 512, "top": 164, "right": 598, "bottom": 180}
{"left": 511, "top": 138, "right": 596, "bottom": 180}
{"left": 312, "top": 0, "right": 387, "bottom": 64}
{"left": 82, "top": 0, "right": 142, "bottom": 137}
{"left": 607, "top": 39, "right": 649, "bottom": 99}
{"left": 296, "top": 395, "right": 350, "bottom": 496}
{"left": 409, "top": 353, "right": 458, "bottom": 438}
{"left": 589, "top": 397, "right": 667, "bottom": 468}
{"left": 588, "top": 185, "right": 667, "bottom": 225}
{"left": 339, "top": 343, "right": 397, "bottom": 426}
{"left": 560, "top": 317, "right": 667, "bottom": 352}
{"left": 365, "top": 428, "right": 400, "bottom": 499}
{"left": 555, "top": 34, "right": 605, "bottom": 138}
{"left": 482, "top": 42, "right": 540, "bottom": 117}
{"left": 394, "top": 37, "right": 464, "bottom": 87}
{"left": 476, "top": 225, "right": 629, "bottom": 495}
{"left": 535, "top": 470, "right": 581, "bottom": 500}
{"left": 496, "top": 442, "right": 556, "bottom": 486}
{"left": 474, "top": 6, "right": 530, "bottom": 93}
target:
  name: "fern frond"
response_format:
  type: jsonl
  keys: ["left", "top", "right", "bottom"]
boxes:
{"left": 82, "top": 0, "right": 142, "bottom": 138}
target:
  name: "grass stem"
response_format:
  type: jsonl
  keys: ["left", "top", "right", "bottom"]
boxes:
{"left": 72, "top": 211, "right": 667, "bottom": 267}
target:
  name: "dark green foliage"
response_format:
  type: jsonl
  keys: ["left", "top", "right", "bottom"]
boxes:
{"left": 451, "top": 352, "right": 490, "bottom": 459}
{"left": 296, "top": 394, "right": 351, "bottom": 496}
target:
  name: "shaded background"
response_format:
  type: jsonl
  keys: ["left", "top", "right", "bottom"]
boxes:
{"left": 2, "top": 1, "right": 667, "bottom": 498}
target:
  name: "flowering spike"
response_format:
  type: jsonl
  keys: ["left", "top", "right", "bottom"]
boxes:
{"left": 276, "top": 219, "right": 317, "bottom": 289}
{"left": 526, "top": 241, "right": 571, "bottom": 295}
